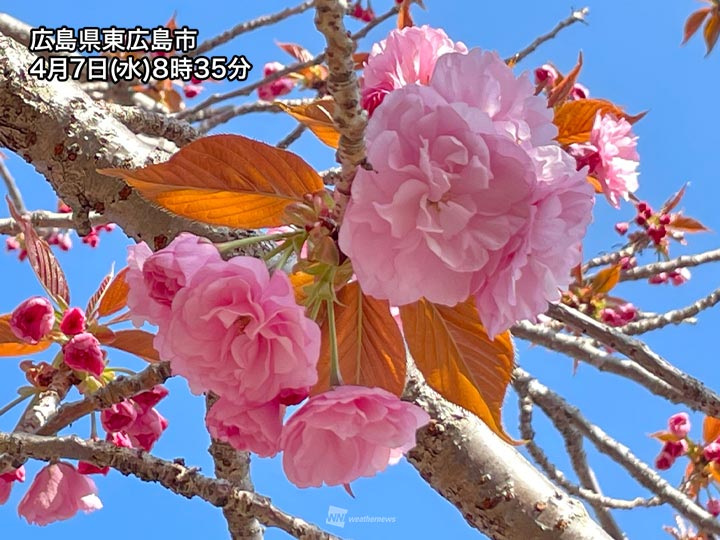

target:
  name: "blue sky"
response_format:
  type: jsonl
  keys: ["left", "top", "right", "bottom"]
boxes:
{"left": 1, "top": 1, "right": 719, "bottom": 538}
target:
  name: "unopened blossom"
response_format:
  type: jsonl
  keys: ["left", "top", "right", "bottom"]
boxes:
{"left": 126, "top": 232, "right": 221, "bottom": 327}
{"left": 534, "top": 64, "right": 558, "bottom": 92}
{"left": 569, "top": 112, "right": 639, "bottom": 208}
{"left": 655, "top": 451, "right": 674, "bottom": 470}
{"left": 206, "top": 397, "right": 284, "bottom": 458}
{"left": 668, "top": 412, "right": 691, "bottom": 439}
{"left": 708, "top": 498, "right": 720, "bottom": 517}
{"left": 704, "top": 441, "right": 720, "bottom": 462}
{"left": 670, "top": 268, "right": 691, "bottom": 286}
{"left": 60, "top": 307, "right": 86, "bottom": 336}
{"left": 0, "top": 466, "right": 24, "bottom": 505}
{"left": 100, "top": 400, "right": 138, "bottom": 433}
{"left": 125, "top": 407, "right": 168, "bottom": 451}
{"left": 157, "top": 256, "right": 320, "bottom": 405}
{"left": 280, "top": 385, "right": 430, "bottom": 488}
{"left": 10, "top": 297, "right": 54, "bottom": 344}
{"left": 63, "top": 332, "right": 105, "bottom": 377}
{"left": 569, "top": 83, "right": 589, "bottom": 100}
{"left": 360, "top": 25, "right": 467, "bottom": 115}
{"left": 131, "top": 385, "right": 169, "bottom": 412}
{"left": 663, "top": 439, "right": 688, "bottom": 459}
{"left": 18, "top": 462, "right": 102, "bottom": 525}
{"left": 257, "top": 62, "right": 295, "bottom": 101}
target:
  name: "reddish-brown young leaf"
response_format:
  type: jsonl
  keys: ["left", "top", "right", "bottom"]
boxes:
{"left": 547, "top": 52, "right": 583, "bottom": 107}
{"left": 554, "top": 98, "right": 646, "bottom": 145}
{"left": 353, "top": 52, "right": 370, "bottom": 70}
{"left": 669, "top": 214, "right": 711, "bottom": 233}
{"left": 105, "top": 329, "right": 160, "bottom": 363}
{"left": 591, "top": 264, "right": 622, "bottom": 295}
{"left": 648, "top": 430, "right": 680, "bottom": 443}
{"left": 0, "top": 314, "right": 52, "bottom": 357}
{"left": 661, "top": 184, "right": 688, "bottom": 214}
{"left": 99, "top": 134, "right": 325, "bottom": 229}
{"left": 704, "top": 416, "right": 720, "bottom": 444}
{"left": 398, "top": 0, "right": 414, "bottom": 29}
{"left": 276, "top": 41, "right": 313, "bottom": 62}
{"left": 704, "top": 9, "right": 720, "bottom": 56}
{"left": 276, "top": 98, "right": 340, "bottom": 149}
{"left": 7, "top": 199, "right": 70, "bottom": 306}
{"left": 97, "top": 267, "right": 130, "bottom": 318}
{"left": 683, "top": 7, "right": 712, "bottom": 44}
{"left": 312, "top": 282, "right": 406, "bottom": 396}
{"left": 85, "top": 267, "right": 115, "bottom": 320}
{"left": 400, "top": 297, "right": 517, "bottom": 444}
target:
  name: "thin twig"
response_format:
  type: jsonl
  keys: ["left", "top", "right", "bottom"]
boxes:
{"left": 197, "top": 98, "right": 316, "bottom": 133}
{"left": 0, "top": 158, "right": 25, "bottom": 213}
{"left": 192, "top": 1, "right": 316, "bottom": 57}
{"left": 277, "top": 124, "right": 306, "bottom": 149}
{"left": 620, "top": 249, "right": 720, "bottom": 282}
{"left": 514, "top": 368, "right": 720, "bottom": 535}
{"left": 505, "top": 7, "right": 590, "bottom": 65}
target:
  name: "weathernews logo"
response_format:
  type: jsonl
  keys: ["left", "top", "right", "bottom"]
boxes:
{"left": 325, "top": 505, "right": 397, "bottom": 529}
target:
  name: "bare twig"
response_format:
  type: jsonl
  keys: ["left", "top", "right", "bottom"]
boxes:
{"left": 0, "top": 432, "right": 340, "bottom": 540}
{"left": 620, "top": 249, "right": 720, "bottom": 282}
{"left": 514, "top": 368, "right": 720, "bottom": 535}
{"left": 0, "top": 158, "right": 25, "bottom": 213}
{"left": 196, "top": 98, "right": 316, "bottom": 133}
{"left": 505, "top": 7, "right": 590, "bottom": 65}
{"left": 192, "top": 1, "right": 316, "bottom": 57}
{"left": 277, "top": 124, "right": 306, "bottom": 149}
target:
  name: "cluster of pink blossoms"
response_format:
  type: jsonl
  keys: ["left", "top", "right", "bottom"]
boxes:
{"left": 344, "top": 26, "right": 595, "bottom": 337}
{"left": 126, "top": 233, "right": 428, "bottom": 487}
{"left": 257, "top": 62, "right": 296, "bottom": 101}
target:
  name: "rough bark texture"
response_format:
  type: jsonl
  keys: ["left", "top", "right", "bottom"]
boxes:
{"left": 404, "top": 370, "right": 613, "bottom": 540}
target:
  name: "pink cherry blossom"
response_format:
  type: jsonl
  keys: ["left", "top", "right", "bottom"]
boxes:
{"left": 534, "top": 64, "right": 558, "bottom": 91}
{"left": 0, "top": 466, "right": 24, "bottom": 505}
{"left": 156, "top": 257, "right": 320, "bottom": 405}
{"left": 257, "top": 62, "right": 296, "bottom": 101}
{"left": 663, "top": 439, "right": 688, "bottom": 459}
{"left": 131, "top": 385, "right": 169, "bottom": 412}
{"left": 708, "top": 498, "right": 720, "bottom": 517}
{"left": 18, "top": 462, "right": 102, "bottom": 525}
{"left": 280, "top": 385, "right": 430, "bottom": 488}
{"left": 206, "top": 397, "right": 284, "bottom": 458}
{"left": 668, "top": 412, "right": 691, "bottom": 439}
{"left": 10, "top": 296, "right": 54, "bottom": 344}
{"left": 654, "top": 452, "right": 674, "bottom": 470}
{"left": 125, "top": 407, "right": 168, "bottom": 451}
{"left": 341, "top": 49, "right": 592, "bottom": 336}
{"left": 704, "top": 441, "right": 720, "bottom": 462}
{"left": 126, "top": 232, "right": 221, "bottom": 327}
{"left": 471, "top": 146, "right": 593, "bottom": 336}
{"left": 62, "top": 332, "right": 105, "bottom": 376}
{"left": 100, "top": 400, "right": 138, "bottom": 433}
{"left": 360, "top": 25, "right": 467, "bottom": 115}
{"left": 569, "top": 83, "right": 590, "bottom": 100}
{"left": 60, "top": 307, "right": 86, "bottom": 336}
{"left": 569, "top": 112, "right": 639, "bottom": 208}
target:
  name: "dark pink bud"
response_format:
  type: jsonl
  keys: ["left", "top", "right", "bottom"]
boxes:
{"left": 708, "top": 498, "right": 720, "bottom": 517}
{"left": 648, "top": 272, "right": 668, "bottom": 285}
{"left": 654, "top": 451, "right": 674, "bottom": 470}
{"left": 10, "top": 297, "right": 55, "bottom": 344}
{"left": 704, "top": 441, "right": 720, "bottom": 462}
{"left": 5, "top": 237, "right": 20, "bottom": 251}
{"left": 183, "top": 83, "right": 203, "bottom": 99}
{"left": 77, "top": 461, "right": 109, "bottom": 476}
{"left": 662, "top": 439, "right": 688, "bottom": 459}
{"left": 125, "top": 408, "right": 168, "bottom": 451}
{"left": 278, "top": 387, "right": 310, "bottom": 406}
{"left": 569, "top": 83, "right": 589, "bottom": 100}
{"left": 101, "top": 401, "right": 138, "bottom": 433}
{"left": 63, "top": 332, "right": 105, "bottom": 376}
{"left": 60, "top": 307, "right": 86, "bottom": 336}
{"left": 668, "top": 412, "right": 691, "bottom": 439}
{"left": 614, "top": 222, "right": 629, "bottom": 235}
{"left": 132, "top": 385, "right": 169, "bottom": 412}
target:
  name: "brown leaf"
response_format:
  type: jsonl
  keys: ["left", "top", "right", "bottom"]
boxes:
{"left": 353, "top": 52, "right": 370, "bottom": 70}
{"left": 99, "top": 134, "right": 325, "bottom": 229}
{"left": 106, "top": 329, "right": 160, "bottom": 363}
{"left": 554, "top": 98, "right": 645, "bottom": 145}
{"left": 313, "top": 282, "right": 406, "bottom": 396}
{"left": 683, "top": 7, "right": 712, "bottom": 44}
{"left": 547, "top": 52, "right": 583, "bottom": 107}
{"left": 276, "top": 98, "right": 340, "bottom": 149}
{"left": 97, "top": 267, "right": 130, "bottom": 318}
{"left": 7, "top": 199, "right": 70, "bottom": 306}
{"left": 0, "top": 314, "right": 52, "bottom": 357}
{"left": 591, "top": 264, "right": 621, "bottom": 295}
{"left": 669, "top": 214, "right": 711, "bottom": 233}
{"left": 85, "top": 267, "right": 115, "bottom": 320}
{"left": 704, "top": 416, "right": 720, "bottom": 444}
{"left": 277, "top": 41, "right": 313, "bottom": 63}
{"left": 400, "top": 297, "right": 517, "bottom": 444}
{"left": 661, "top": 184, "right": 688, "bottom": 214}
{"left": 704, "top": 9, "right": 720, "bottom": 56}
{"left": 398, "top": 0, "right": 414, "bottom": 29}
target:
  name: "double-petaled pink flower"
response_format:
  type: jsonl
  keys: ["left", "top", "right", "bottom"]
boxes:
{"left": 10, "top": 297, "right": 54, "bottom": 344}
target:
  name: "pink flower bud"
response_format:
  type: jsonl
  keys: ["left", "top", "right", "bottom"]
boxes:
{"left": 708, "top": 498, "right": 720, "bottom": 517}
{"left": 669, "top": 268, "right": 691, "bottom": 286}
{"left": 107, "top": 431, "right": 133, "bottom": 448}
{"left": 668, "top": 412, "right": 691, "bottom": 439}
{"left": 534, "top": 64, "right": 558, "bottom": 86}
{"left": 654, "top": 451, "right": 674, "bottom": 470}
{"left": 56, "top": 233, "right": 72, "bottom": 251}
{"left": 10, "top": 297, "right": 55, "bottom": 344}
{"left": 663, "top": 439, "right": 688, "bottom": 459}
{"left": 125, "top": 408, "right": 168, "bottom": 451}
{"left": 570, "top": 83, "right": 589, "bottom": 100}
{"left": 183, "top": 83, "right": 203, "bottom": 99}
{"left": 77, "top": 461, "right": 109, "bottom": 476}
{"left": 705, "top": 441, "right": 720, "bottom": 462}
{"left": 614, "top": 222, "right": 629, "bottom": 235}
{"left": 617, "top": 303, "right": 638, "bottom": 323}
{"left": 100, "top": 401, "right": 138, "bottom": 433}
{"left": 257, "top": 62, "right": 295, "bottom": 101}
{"left": 648, "top": 272, "right": 668, "bottom": 285}
{"left": 0, "top": 466, "right": 25, "bottom": 505}
{"left": 60, "top": 307, "right": 86, "bottom": 336}
{"left": 5, "top": 236, "right": 20, "bottom": 251}
{"left": 131, "top": 385, "right": 169, "bottom": 412}
{"left": 63, "top": 332, "right": 105, "bottom": 376}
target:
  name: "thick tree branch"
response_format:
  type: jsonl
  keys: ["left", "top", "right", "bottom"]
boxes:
{"left": 0, "top": 432, "right": 340, "bottom": 540}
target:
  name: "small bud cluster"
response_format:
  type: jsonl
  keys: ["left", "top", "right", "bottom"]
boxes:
{"left": 349, "top": 0, "right": 375, "bottom": 22}
{"left": 599, "top": 302, "right": 638, "bottom": 327}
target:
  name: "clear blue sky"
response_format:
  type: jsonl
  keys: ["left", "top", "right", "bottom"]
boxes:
{"left": 1, "top": 1, "right": 719, "bottom": 538}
